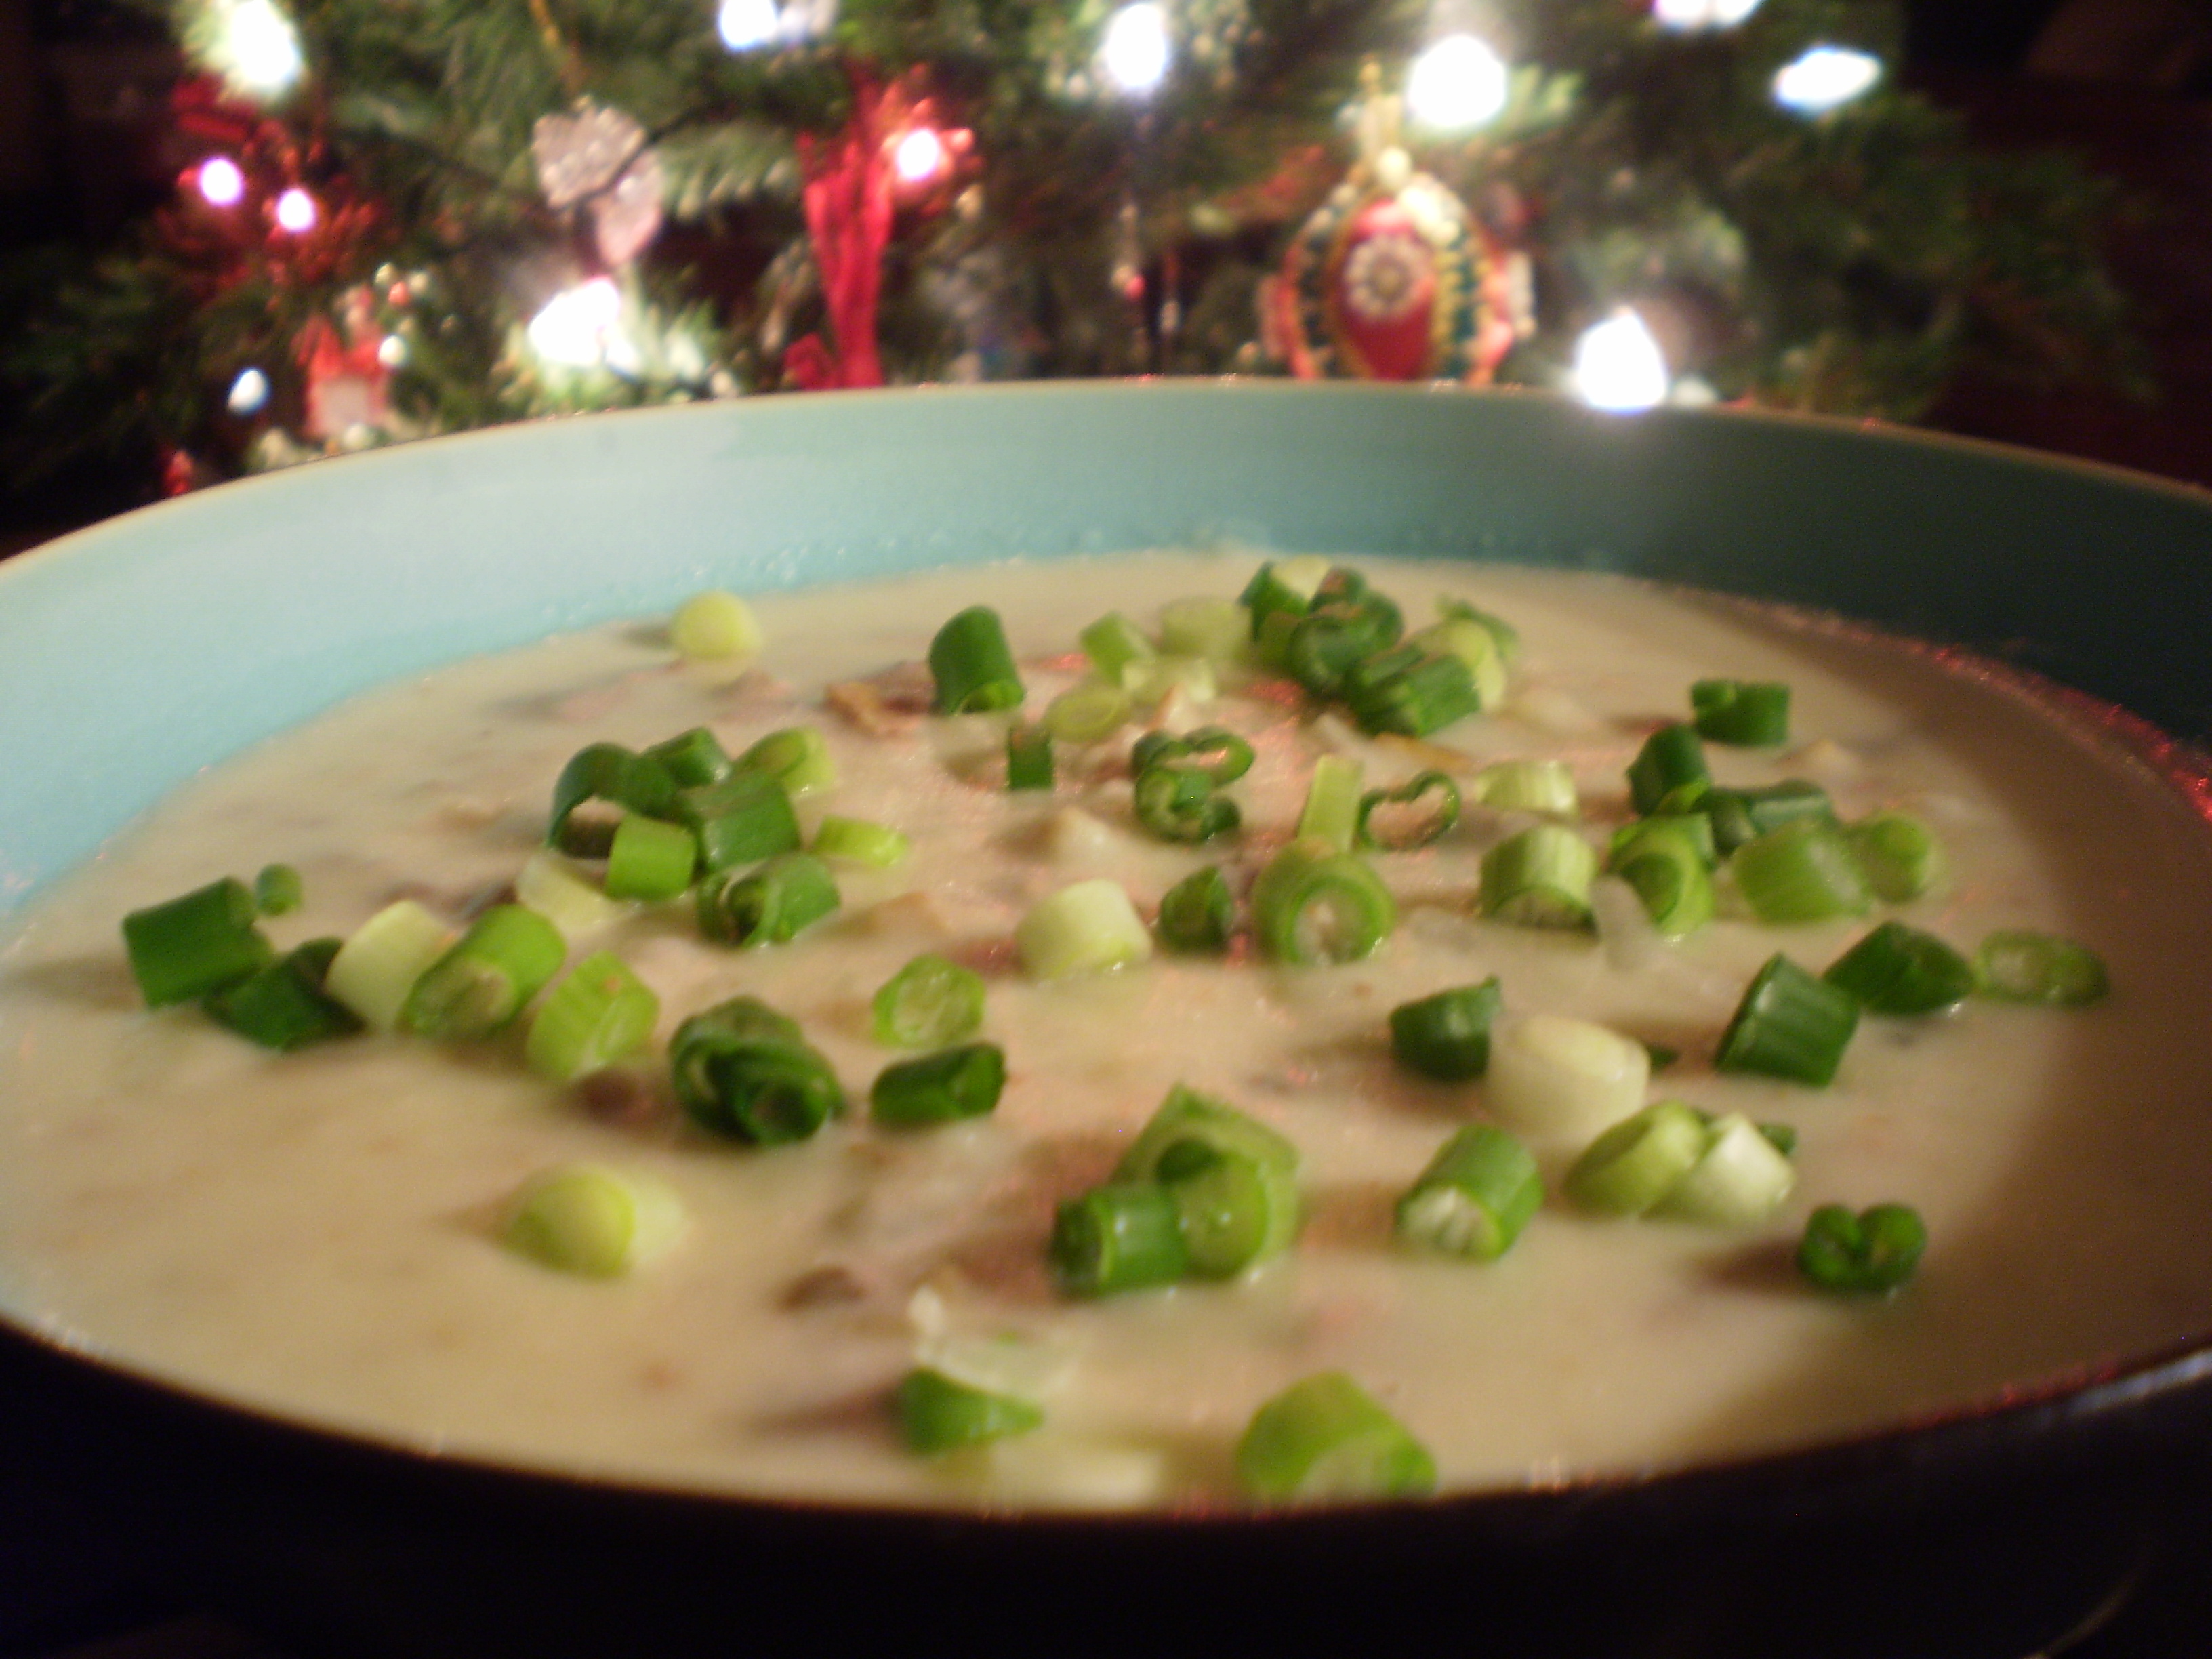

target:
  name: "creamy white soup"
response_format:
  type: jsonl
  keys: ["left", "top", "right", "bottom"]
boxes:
{"left": 4, "top": 551, "right": 2212, "bottom": 1511}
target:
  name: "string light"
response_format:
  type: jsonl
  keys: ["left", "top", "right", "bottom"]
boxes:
{"left": 716, "top": 0, "right": 778, "bottom": 50}
{"left": 1100, "top": 3, "right": 1170, "bottom": 97}
{"left": 377, "top": 335, "right": 407, "bottom": 368}
{"left": 200, "top": 0, "right": 304, "bottom": 99}
{"left": 528, "top": 277, "right": 632, "bottom": 370}
{"left": 1573, "top": 310, "right": 1668, "bottom": 412}
{"left": 272, "top": 187, "right": 319, "bottom": 233}
{"left": 1406, "top": 34, "right": 1509, "bottom": 132}
{"left": 195, "top": 156, "right": 247, "bottom": 207}
{"left": 226, "top": 367, "right": 270, "bottom": 415}
{"left": 1773, "top": 45, "right": 1881, "bottom": 114}
{"left": 893, "top": 127, "right": 947, "bottom": 186}
{"left": 1652, "top": 0, "right": 1763, "bottom": 29}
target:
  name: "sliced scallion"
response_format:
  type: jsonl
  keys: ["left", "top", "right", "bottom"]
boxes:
{"left": 670, "top": 590, "right": 762, "bottom": 661}
{"left": 1251, "top": 842, "right": 1396, "bottom": 966}
{"left": 1006, "top": 723, "right": 1055, "bottom": 792}
{"left": 872, "top": 954, "right": 987, "bottom": 1048}
{"left": 1474, "top": 759, "right": 1578, "bottom": 816}
{"left": 1480, "top": 823, "right": 1597, "bottom": 929}
{"left": 1732, "top": 817, "right": 1872, "bottom": 925}
{"left": 1484, "top": 1014, "right": 1650, "bottom": 1141}
{"left": 401, "top": 904, "right": 568, "bottom": 1041}
{"left": 1131, "top": 726, "right": 1255, "bottom": 785}
{"left": 1080, "top": 612, "right": 1157, "bottom": 682}
{"left": 202, "top": 937, "right": 362, "bottom": 1051}
{"left": 1388, "top": 978, "right": 1502, "bottom": 1082}
{"left": 1159, "top": 1139, "right": 1300, "bottom": 1278}
{"left": 1050, "top": 1183, "right": 1189, "bottom": 1296}
{"left": 603, "top": 815, "right": 698, "bottom": 902}
{"left": 1016, "top": 880, "right": 1153, "bottom": 979}
{"left": 695, "top": 851, "right": 840, "bottom": 947}
{"left": 812, "top": 814, "right": 912, "bottom": 868}
{"left": 1121, "top": 653, "right": 1216, "bottom": 708}
{"left": 1286, "top": 597, "right": 1401, "bottom": 698}
{"left": 1797, "top": 1202, "right": 1927, "bottom": 1294}
{"left": 525, "top": 951, "right": 659, "bottom": 1082}
{"left": 1691, "top": 679, "right": 1790, "bottom": 746}
{"left": 670, "top": 994, "right": 843, "bottom": 1145}
{"left": 1115, "top": 1084, "right": 1300, "bottom": 1184}
{"left": 1044, "top": 682, "right": 1133, "bottom": 745}
{"left": 1438, "top": 596, "right": 1520, "bottom": 663}
{"left": 928, "top": 605, "right": 1025, "bottom": 714}
{"left": 1296, "top": 754, "right": 1364, "bottom": 853}
{"left": 1343, "top": 649, "right": 1481, "bottom": 738}
{"left": 1157, "top": 865, "right": 1235, "bottom": 953}
{"left": 515, "top": 849, "right": 630, "bottom": 939}
{"left": 871, "top": 1042, "right": 1006, "bottom": 1128}
{"left": 895, "top": 1366, "right": 1044, "bottom": 1454}
{"left": 1235, "top": 1372, "right": 1436, "bottom": 1503}
{"left": 1133, "top": 764, "right": 1237, "bottom": 842}
{"left": 1847, "top": 811, "right": 1948, "bottom": 903}
{"left": 548, "top": 743, "right": 677, "bottom": 852}
{"left": 1239, "top": 556, "right": 1332, "bottom": 650}
{"left": 122, "top": 877, "right": 274, "bottom": 1008}
{"left": 1563, "top": 1100, "right": 1708, "bottom": 1216}
{"left": 1626, "top": 723, "right": 1710, "bottom": 816}
{"left": 641, "top": 726, "right": 733, "bottom": 790}
{"left": 739, "top": 726, "right": 836, "bottom": 796}
{"left": 1410, "top": 618, "right": 1506, "bottom": 709}
{"left": 324, "top": 899, "right": 456, "bottom": 1032}
{"left": 1158, "top": 596, "right": 1249, "bottom": 662}
{"left": 1824, "top": 921, "right": 1976, "bottom": 1015}
{"left": 503, "top": 1162, "right": 686, "bottom": 1277}
{"left": 1357, "top": 771, "right": 1461, "bottom": 851}
{"left": 1704, "top": 781, "right": 1835, "bottom": 857}
{"left": 1974, "top": 930, "right": 2110, "bottom": 1006}
{"left": 670, "top": 770, "right": 802, "bottom": 872}
{"left": 1715, "top": 954, "right": 1860, "bottom": 1086}
{"left": 253, "top": 863, "right": 304, "bottom": 918}
{"left": 1394, "top": 1124, "right": 1541, "bottom": 1261}
{"left": 1608, "top": 818, "right": 1715, "bottom": 939}
{"left": 1654, "top": 1113, "right": 1797, "bottom": 1227}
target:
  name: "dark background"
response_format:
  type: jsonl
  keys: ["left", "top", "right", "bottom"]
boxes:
{"left": 4, "top": 4, "right": 2212, "bottom": 1654}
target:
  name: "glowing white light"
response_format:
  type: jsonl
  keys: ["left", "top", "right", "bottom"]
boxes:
{"left": 377, "top": 333, "right": 407, "bottom": 369}
{"left": 1773, "top": 45, "right": 1881, "bottom": 114}
{"left": 1406, "top": 34, "right": 1509, "bottom": 131}
{"left": 1573, "top": 310, "right": 1669, "bottom": 413}
{"left": 1101, "top": 3, "right": 1171, "bottom": 96}
{"left": 226, "top": 367, "right": 270, "bottom": 415}
{"left": 892, "top": 127, "right": 945, "bottom": 184}
{"left": 209, "top": 0, "right": 304, "bottom": 98}
{"left": 273, "top": 187, "right": 317, "bottom": 232}
{"left": 716, "top": 0, "right": 778, "bottom": 49}
{"left": 1653, "top": 0, "right": 1763, "bottom": 28}
{"left": 528, "top": 277, "right": 630, "bottom": 369}
{"left": 196, "top": 156, "right": 247, "bottom": 206}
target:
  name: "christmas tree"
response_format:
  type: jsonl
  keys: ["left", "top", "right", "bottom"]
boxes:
{"left": 1, "top": 0, "right": 2138, "bottom": 496}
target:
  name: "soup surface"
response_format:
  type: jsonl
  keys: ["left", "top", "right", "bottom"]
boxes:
{"left": 4, "top": 551, "right": 2212, "bottom": 1510}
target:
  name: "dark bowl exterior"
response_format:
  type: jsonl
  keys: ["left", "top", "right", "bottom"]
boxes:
{"left": 5, "top": 384, "right": 2212, "bottom": 1656}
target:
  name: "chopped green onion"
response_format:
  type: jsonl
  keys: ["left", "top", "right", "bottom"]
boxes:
{"left": 122, "top": 877, "right": 274, "bottom": 1008}
{"left": 1974, "top": 930, "right": 2110, "bottom": 1006}
{"left": 1564, "top": 1101, "right": 1708, "bottom": 1216}
{"left": 894, "top": 1366, "right": 1044, "bottom": 1454}
{"left": 1847, "top": 811, "right": 1948, "bottom": 902}
{"left": 670, "top": 994, "right": 843, "bottom": 1145}
{"left": 1157, "top": 865, "right": 1235, "bottom": 953}
{"left": 1286, "top": 596, "right": 1402, "bottom": 698}
{"left": 1388, "top": 978, "right": 1503, "bottom": 1082}
{"left": 1626, "top": 723, "right": 1710, "bottom": 816}
{"left": 1120, "top": 653, "right": 1216, "bottom": 708}
{"left": 1006, "top": 723, "right": 1055, "bottom": 792}
{"left": 641, "top": 726, "right": 733, "bottom": 790}
{"left": 1716, "top": 954, "right": 1860, "bottom": 1086}
{"left": 1251, "top": 842, "right": 1397, "bottom": 966}
{"left": 1410, "top": 618, "right": 1506, "bottom": 709}
{"left": 1240, "top": 556, "right": 1331, "bottom": 649}
{"left": 1158, "top": 596, "right": 1249, "bottom": 662}
{"left": 202, "top": 938, "right": 363, "bottom": 1051}
{"left": 1704, "top": 781, "right": 1835, "bottom": 857}
{"left": 928, "top": 605, "right": 1025, "bottom": 714}
{"left": 514, "top": 849, "right": 629, "bottom": 939}
{"left": 1485, "top": 1014, "right": 1650, "bottom": 1141}
{"left": 871, "top": 1042, "right": 1006, "bottom": 1128}
{"left": 1132, "top": 726, "right": 1256, "bottom": 785}
{"left": 1343, "top": 648, "right": 1482, "bottom": 738}
{"left": 1133, "top": 764, "right": 1236, "bottom": 842}
{"left": 1160, "top": 1139, "right": 1300, "bottom": 1278}
{"left": 1044, "top": 682, "right": 1134, "bottom": 745}
{"left": 1394, "top": 1124, "right": 1541, "bottom": 1261}
{"left": 1438, "top": 596, "right": 1520, "bottom": 663}
{"left": 1050, "top": 1183, "right": 1189, "bottom": 1296}
{"left": 1654, "top": 1113, "right": 1797, "bottom": 1226}
{"left": 695, "top": 851, "right": 840, "bottom": 947}
{"left": 1358, "top": 771, "right": 1461, "bottom": 851}
{"left": 1080, "top": 612, "right": 1157, "bottom": 682}
{"left": 503, "top": 1163, "right": 686, "bottom": 1277}
{"left": 324, "top": 899, "right": 456, "bottom": 1032}
{"left": 670, "top": 590, "right": 762, "bottom": 661}
{"left": 1611, "top": 811, "right": 1716, "bottom": 868}
{"left": 872, "top": 954, "right": 987, "bottom": 1047}
{"left": 604, "top": 815, "right": 699, "bottom": 902}
{"left": 1797, "top": 1203, "right": 1927, "bottom": 1294}
{"left": 812, "top": 814, "right": 912, "bottom": 868}
{"left": 525, "top": 951, "right": 659, "bottom": 1082}
{"left": 1691, "top": 679, "right": 1790, "bottom": 746}
{"left": 1116, "top": 1084, "right": 1300, "bottom": 1184}
{"left": 1607, "top": 819, "right": 1715, "bottom": 939}
{"left": 739, "top": 726, "right": 837, "bottom": 796}
{"left": 1474, "top": 759, "right": 1578, "bottom": 816}
{"left": 1296, "top": 754, "right": 1364, "bottom": 853}
{"left": 253, "top": 863, "right": 304, "bottom": 918}
{"left": 548, "top": 743, "right": 678, "bottom": 852}
{"left": 1481, "top": 823, "right": 1597, "bottom": 929}
{"left": 1824, "top": 921, "right": 1977, "bottom": 1015}
{"left": 1235, "top": 1372, "right": 1436, "bottom": 1503}
{"left": 1017, "top": 880, "right": 1153, "bottom": 979}
{"left": 1732, "top": 817, "right": 1873, "bottom": 924}
{"left": 670, "top": 770, "right": 802, "bottom": 872}
{"left": 401, "top": 904, "right": 567, "bottom": 1040}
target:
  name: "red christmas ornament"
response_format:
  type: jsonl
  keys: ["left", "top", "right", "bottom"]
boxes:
{"left": 298, "top": 289, "right": 391, "bottom": 444}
